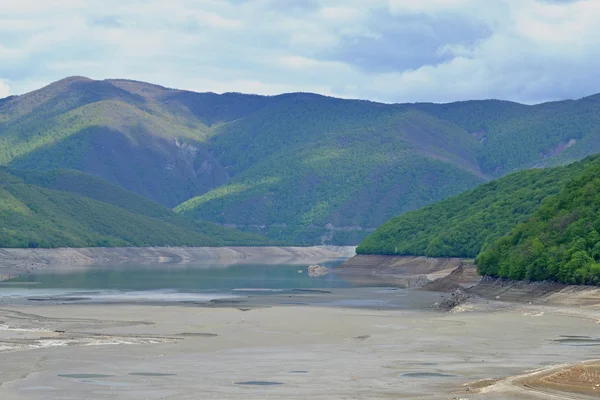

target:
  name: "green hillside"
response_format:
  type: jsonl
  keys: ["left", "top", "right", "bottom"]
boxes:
{"left": 175, "top": 106, "right": 486, "bottom": 244}
{"left": 414, "top": 95, "right": 600, "bottom": 174}
{"left": 3, "top": 77, "right": 600, "bottom": 244}
{"left": 357, "top": 155, "right": 600, "bottom": 258}
{"left": 12, "top": 169, "right": 173, "bottom": 218}
{"left": 477, "top": 157, "right": 600, "bottom": 284}
{"left": 0, "top": 168, "right": 268, "bottom": 248}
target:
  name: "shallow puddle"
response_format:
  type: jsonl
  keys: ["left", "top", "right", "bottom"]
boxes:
{"left": 554, "top": 337, "right": 600, "bottom": 346}
{"left": 128, "top": 373, "right": 177, "bottom": 377}
{"left": 58, "top": 374, "right": 114, "bottom": 379}
{"left": 402, "top": 372, "right": 456, "bottom": 378}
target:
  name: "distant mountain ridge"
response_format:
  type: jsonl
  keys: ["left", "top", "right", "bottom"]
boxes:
{"left": 2, "top": 77, "right": 600, "bottom": 244}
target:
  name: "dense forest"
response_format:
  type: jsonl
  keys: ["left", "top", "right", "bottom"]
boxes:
{"left": 4, "top": 77, "right": 600, "bottom": 244}
{"left": 358, "top": 155, "right": 600, "bottom": 285}
{"left": 357, "top": 156, "right": 600, "bottom": 257}
{"left": 0, "top": 168, "right": 268, "bottom": 248}
{"left": 477, "top": 158, "right": 600, "bottom": 285}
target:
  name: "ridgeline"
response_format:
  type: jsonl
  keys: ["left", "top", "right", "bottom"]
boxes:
{"left": 3, "top": 77, "right": 600, "bottom": 244}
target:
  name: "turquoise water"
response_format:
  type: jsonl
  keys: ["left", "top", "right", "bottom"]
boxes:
{"left": 0, "top": 260, "right": 353, "bottom": 303}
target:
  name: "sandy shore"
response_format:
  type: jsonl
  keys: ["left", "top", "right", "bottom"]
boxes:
{"left": 0, "top": 246, "right": 356, "bottom": 281}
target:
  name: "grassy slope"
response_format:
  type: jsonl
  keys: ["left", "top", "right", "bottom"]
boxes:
{"left": 3, "top": 77, "right": 600, "bottom": 245}
{"left": 476, "top": 156, "right": 600, "bottom": 284}
{"left": 357, "top": 155, "right": 600, "bottom": 258}
{"left": 0, "top": 168, "right": 268, "bottom": 248}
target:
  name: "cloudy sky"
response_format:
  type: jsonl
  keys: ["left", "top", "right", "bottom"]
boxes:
{"left": 1, "top": 0, "right": 599, "bottom": 104}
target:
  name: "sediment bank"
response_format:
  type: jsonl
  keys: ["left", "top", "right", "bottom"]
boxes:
{"left": 337, "top": 255, "right": 476, "bottom": 288}
{"left": 340, "top": 254, "right": 600, "bottom": 308}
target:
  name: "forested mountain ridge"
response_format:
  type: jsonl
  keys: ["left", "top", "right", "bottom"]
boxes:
{"left": 0, "top": 168, "right": 269, "bottom": 248}
{"left": 357, "top": 154, "right": 600, "bottom": 285}
{"left": 3, "top": 77, "right": 600, "bottom": 244}
{"left": 477, "top": 156, "right": 600, "bottom": 285}
{"left": 356, "top": 156, "right": 600, "bottom": 257}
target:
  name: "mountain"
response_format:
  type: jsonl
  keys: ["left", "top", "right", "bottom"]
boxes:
{"left": 477, "top": 157, "right": 600, "bottom": 285}
{"left": 356, "top": 154, "right": 600, "bottom": 285}
{"left": 0, "top": 168, "right": 268, "bottom": 248}
{"left": 3, "top": 77, "right": 600, "bottom": 244}
{"left": 356, "top": 156, "right": 600, "bottom": 257}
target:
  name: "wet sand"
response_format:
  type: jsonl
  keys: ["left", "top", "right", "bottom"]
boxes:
{"left": 1, "top": 288, "right": 600, "bottom": 399}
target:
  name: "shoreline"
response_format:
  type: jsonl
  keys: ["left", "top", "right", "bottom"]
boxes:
{"left": 2, "top": 252, "right": 600, "bottom": 398}
{"left": 341, "top": 254, "right": 600, "bottom": 308}
{"left": 0, "top": 245, "right": 356, "bottom": 281}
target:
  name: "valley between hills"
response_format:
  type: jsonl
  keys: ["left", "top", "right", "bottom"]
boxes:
{"left": 2, "top": 76, "right": 600, "bottom": 287}
{"left": 3, "top": 76, "right": 600, "bottom": 247}
{"left": 2, "top": 75, "right": 600, "bottom": 398}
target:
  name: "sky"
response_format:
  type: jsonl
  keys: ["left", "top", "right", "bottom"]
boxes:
{"left": 1, "top": 0, "right": 600, "bottom": 104}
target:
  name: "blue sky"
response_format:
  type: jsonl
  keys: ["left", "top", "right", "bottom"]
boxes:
{"left": 1, "top": 0, "right": 599, "bottom": 104}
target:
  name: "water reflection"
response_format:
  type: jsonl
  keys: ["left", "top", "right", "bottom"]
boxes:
{"left": 3, "top": 260, "right": 351, "bottom": 293}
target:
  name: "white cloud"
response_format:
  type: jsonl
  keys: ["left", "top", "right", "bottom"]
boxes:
{"left": 388, "top": 0, "right": 477, "bottom": 13}
{"left": 319, "top": 7, "right": 360, "bottom": 20}
{"left": 193, "top": 10, "right": 243, "bottom": 29}
{"left": 0, "top": 80, "right": 10, "bottom": 98}
{"left": 279, "top": 55, "right": 348, "bottom": 71}
{"left": 1, "top": 0, "right": 600, "bottom": 104}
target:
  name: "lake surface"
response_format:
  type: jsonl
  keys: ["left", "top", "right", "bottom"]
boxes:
{"left": 0, "top": 260, "right": 357, "bottom": 303}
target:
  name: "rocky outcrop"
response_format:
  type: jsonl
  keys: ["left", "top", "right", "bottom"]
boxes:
{"left": 432, "top": 288, "right": 471, "bottom": 311}
{"left": 308, "top": 265, "right": 329, "bottom": 277}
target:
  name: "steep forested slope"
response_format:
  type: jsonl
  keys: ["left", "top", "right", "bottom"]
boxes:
{"left": 477, "top": 157, "right": 600, "bottom": 284}
{"left": 175, "top": 104, "right": 486, "bottom": 243}
{"left": 3, "top": 77, "right": 600, "bottom": 244}
{"left": 0, "top": 168, "right": 268, "bottom": 248}
{"left": 415, "top": 95, "right": 600, "bottom": 174}
{"left": 357, "top": 155, "right": 600, "bottom": 258}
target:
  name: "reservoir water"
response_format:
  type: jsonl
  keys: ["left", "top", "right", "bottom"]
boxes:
{"left": 0, "top": 259, "right": 356, "bottom": 303}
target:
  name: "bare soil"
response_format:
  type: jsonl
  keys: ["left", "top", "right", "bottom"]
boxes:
{"left": 518, "top": 361, "right": 600, "bottom": 398}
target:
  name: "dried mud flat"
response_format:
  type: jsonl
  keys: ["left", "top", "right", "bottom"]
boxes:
{"left": 1, "top": 254, "right": 600, "bottom": 399}
{"left": 0, "top": 291, "right": 599, "bottom": 399}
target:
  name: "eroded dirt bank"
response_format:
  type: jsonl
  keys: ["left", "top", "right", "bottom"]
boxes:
{"left": 337, "top": 255, "right": 479, "bottom": 288}
{"left": 0, "top": 246, "right": 356, "bottom": 281}
{"left": 340, "top": 255, "right": 600, "bottom": 307}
